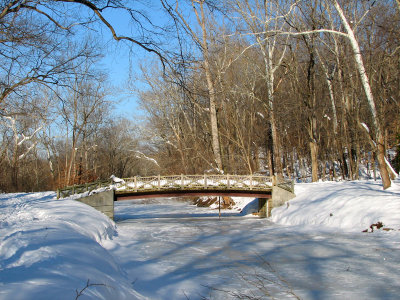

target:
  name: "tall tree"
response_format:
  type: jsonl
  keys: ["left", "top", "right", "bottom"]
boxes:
{"left": 161, "top": 0, "right": 224, "bottom": 172}
{"left": 231, "top": 0, "right": 293, "bottom": 179}
{"left": 331, "top": 0, "right": 391, "bottom": 188}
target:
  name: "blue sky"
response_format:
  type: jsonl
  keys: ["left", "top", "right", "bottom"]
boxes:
{"left": 101, "top": 42, "right": 141, "bottom": 117}
{"left": 98, "top": 4, "right": 172, "bottom": 119}
{"left": 99, "top": 19, "right": 145, "bottom": 118}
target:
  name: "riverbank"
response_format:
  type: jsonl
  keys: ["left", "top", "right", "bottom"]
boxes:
{"left": 0, "top": 192, "right": 143, "bottom": 300}
{"left": 1, "top": 180, "right": 399, "bottom": 299}
{"left": 272, "top": 179, "right": 400, "bottom": 233}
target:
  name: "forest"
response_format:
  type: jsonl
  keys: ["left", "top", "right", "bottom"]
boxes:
{"left": 0, "top": 0, "right": 399, "bottom": 192}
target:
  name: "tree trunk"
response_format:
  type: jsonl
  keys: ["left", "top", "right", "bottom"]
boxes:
{"left": 310, "top": 141, "right": 319, "bottom": 182}
{"left": 376, "top": 134, "right": 391, "bottom": 189}
{"left": 197, "top": 1, "right": 223, "bottom": 172}
{"left": 267, "top": 147, "right": 274, "bottom": 177}
{"left": 263, "top": 34, "right": 283, "bottom": 180}
{"left": 372, "top": 151, "right": 377, "bottom": 181}
{"left": 269, "top": 110, "right": 283, "bottom": 179}
{"left": 307, "top": 43, "right": 319, "bottom": 182}
{"left": 333, "top": 0, "right": 391, "bottom": 189}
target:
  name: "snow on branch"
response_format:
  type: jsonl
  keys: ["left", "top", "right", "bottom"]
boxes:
{"left": 166, "top": 140, "right": 178, "bottom": 149}
{"left": 246, "top": 29, "right": 350, "bottom": 40}
{"left": 17, "top": 126, "right": 43, "bottom": 146}
{"left": 3, "top": 116, "right": 16, "bottom": 131}
{"left": 361, "top": 122, "right": 370, "bottom": 133}
{"left": 3, "top": 115, "right": 43, "bottom": 160}
{"left": 18, "top": 141, "right": 38, "bottom": 160}
{"left": 257, "top": 112, "right": 265, "bottom": 119}
{"left": 385, "top": 157, "right": 398, "bottom": 178}
{"left": 134, "top": 151, "right": 160, "bottom": 167}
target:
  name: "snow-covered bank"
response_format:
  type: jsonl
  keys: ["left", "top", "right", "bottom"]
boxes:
{"left": 108, "top": 194, "right": 400, "bottom": 299}
{"left": 0, "top": 192, "right": 143, "bottom": 300}
{"left": 272, "top": 180, "right": 400, "bottom": 232}
{"left": 1, "top": 180, "right": 399, "bottom": 299}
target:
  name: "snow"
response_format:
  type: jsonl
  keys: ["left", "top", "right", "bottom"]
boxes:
{"left": 361, "top": 122, "right": 370, "bottom": 133}
{"left": 110, "top": 174, "right": 125, "bottom": 184}
{"left": 323, "top": 114, "right": 331, "bottom": 120}
{"left": 385, "top": 157, "right": 399, "bottom": 177}
{"left": 113, "top": 175, "right": 272, "bottom": 192}
{"left": 0, "top": 192, "right": 143, "bottom": 300}
{"left": 1, "top": 180, "right": 400, "bottom": 299}
{"left": 134, "top": 151, "right": 160, "bottom": 167}
{"left": 107, "top": 192, "right": 400, "bottom": 299}
{"left": 257, "top": 111, "right": 265, "bottom": 119}
{"left": 272, "top": 180, "right": 400, "bottom": 232}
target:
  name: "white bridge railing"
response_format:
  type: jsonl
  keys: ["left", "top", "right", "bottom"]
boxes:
{"left": 115, "top": 174, "right": 274, "bottom": 192}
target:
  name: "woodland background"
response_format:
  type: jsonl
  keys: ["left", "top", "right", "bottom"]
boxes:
{"left": 0, "top": 0, "right": 399, "bottom": 192}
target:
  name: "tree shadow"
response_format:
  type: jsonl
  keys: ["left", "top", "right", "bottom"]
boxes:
{"left": 109, "top": 217, "right": 400, "bottom": 299}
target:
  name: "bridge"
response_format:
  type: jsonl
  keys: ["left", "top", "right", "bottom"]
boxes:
{"left": 57, "top": 174, "right": 295, "bottom": 219}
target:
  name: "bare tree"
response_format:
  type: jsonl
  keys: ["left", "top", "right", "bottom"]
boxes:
{"left": 59, "top": 63, "right": 109, "bottom": 185}
{"left": 231, "top": 0, "right": 295, "bottom": 179}
{"left": 0, "top": 92, "right": 51, "bottom": 190}
{"left": 331, "top": 0, "right": 391, "bottom": 188}
{"left": 160, "top": 0, "right": 225, "bottom": 172}
{"left": 242, "top": 0, "right": 396, "bottom": 187}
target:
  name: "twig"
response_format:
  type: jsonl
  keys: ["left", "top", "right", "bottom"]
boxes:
{"left": 75, "top": 279, "right": 107, "bottom": 300}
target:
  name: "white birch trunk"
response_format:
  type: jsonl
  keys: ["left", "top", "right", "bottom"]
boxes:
{"left": 333, "top": 0, "right": 391, "bottom": 189}
{"left": 197, "top": 1, "right": 223, "bottom": 172}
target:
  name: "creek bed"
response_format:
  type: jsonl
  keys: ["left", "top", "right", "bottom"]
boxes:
{"left": 101, "top": 198, "right": 400, "bottom": 300}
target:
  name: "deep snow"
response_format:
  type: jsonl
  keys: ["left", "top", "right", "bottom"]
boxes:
{"left": 0, "top": 180, "right": 399, "bottom": 299}
{"left": 272, "top": 180, "right": 400, "bottom": 232}
{"left": 0, "top": 192, "right": 143, "bottom": 300}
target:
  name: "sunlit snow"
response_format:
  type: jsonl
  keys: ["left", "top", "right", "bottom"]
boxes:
{"left": 1, "top": 180, "right": 400, "bottom": 299}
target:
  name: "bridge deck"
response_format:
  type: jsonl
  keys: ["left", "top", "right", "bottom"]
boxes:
{"left": 115, "top": 189, "right": 272, "bottom": 200}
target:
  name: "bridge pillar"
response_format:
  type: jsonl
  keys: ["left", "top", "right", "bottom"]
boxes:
{"left": 272, "top": 185, "right": 296, "bottom": 209}
{"left": 75, "top": 190, "right": 115, "bottom": 220}
{"left": 258, "top": 198, "right": 271, "bottom": 218}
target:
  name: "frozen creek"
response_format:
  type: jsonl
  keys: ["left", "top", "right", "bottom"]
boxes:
{"left": 102, "top": 198, "right": 400, "bottom": 300}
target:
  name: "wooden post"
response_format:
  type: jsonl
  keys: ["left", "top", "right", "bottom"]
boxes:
{"left": 134, "top": 176, "right": 137, "bottom": 192}
{"left": 204, "top": 174, "right": 207, "bottom": 189}
{"left": 219, "top": 196, "right": 221, "bottom": 219}
{"left": 181, "top": 174, "right": 184, "bottom": 190}
{"left": 227, "top": 174, "right": 230, "bottom": 189}
{"left": 250, "top": 175, "right": 253, "bottom": 190}
{"left": 272, "top": 175, "right": 276, "bottom": 186}
{"left": 158, "top": 174, "right": 161, "bottom": 190}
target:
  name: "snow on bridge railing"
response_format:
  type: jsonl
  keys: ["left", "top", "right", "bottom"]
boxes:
{"left": 57, "top": 179, "right": 112, "bottom": 199}
{"left": 116, "top": 174, "right": 274, "bottom": 192}
{"left": 276, "top": 180, "right": 295, "bottom": 193}
{"left": 57, "top": 174, "right": 294, "bottom": 198}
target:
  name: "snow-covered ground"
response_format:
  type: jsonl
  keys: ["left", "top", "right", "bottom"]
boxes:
{"left": 272, "top": 179, "right": 400, "bottom": 232}
{"left": 0, "top": 193, "right": 143, "bottom": 300}
{"left": 1, "top": 180, "right": 399, "bottom": 299}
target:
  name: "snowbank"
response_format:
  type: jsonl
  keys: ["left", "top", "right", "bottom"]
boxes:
{"left": 0, "top": 192, "right": 143, "bottom": 300}
{"left": 1, "top": 180, "right": 399, "bottom": 299}
{"left": 272, "top": 180, "right": 400, "bottom": 232}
